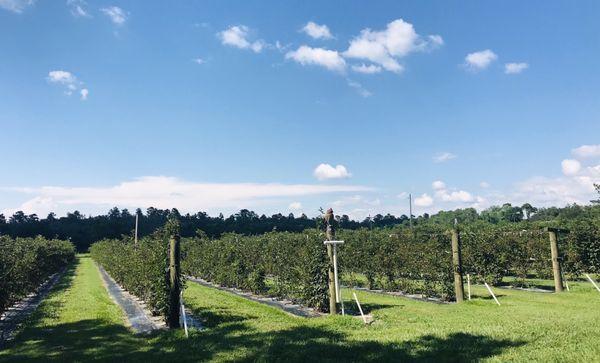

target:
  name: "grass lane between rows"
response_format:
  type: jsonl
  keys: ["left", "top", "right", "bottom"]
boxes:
{"left": 2, "top": 254, "right": 600, "bottom": 362}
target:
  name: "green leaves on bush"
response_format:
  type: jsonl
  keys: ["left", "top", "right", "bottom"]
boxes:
{"left": 90, "top": 228, "right": 183, "bottom": 321}
{"left": 339, "top": 226, "right": 455, "bottom": 300}
{"left": 182, "top": 230, "right": 330, "bottom": 312}
{"left": 0, "top": 236, "right": 75, "bottom": 315}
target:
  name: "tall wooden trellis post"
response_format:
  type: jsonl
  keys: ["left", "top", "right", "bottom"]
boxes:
{"left": 450, "top": 227, "right": 465, "bottom": 303}
{"left": 167, "top": 219, "right": 182, "bottom": 328}
{"left": 545, "top": 227, "right": 567, "bottom": 293}
{"left": 324, "top": 208, "right": 338, "bottom": 315}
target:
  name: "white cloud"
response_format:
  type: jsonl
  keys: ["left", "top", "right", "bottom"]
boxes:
{"left": 561, "top": 159, "right": 581, "bottom": 176}
{"left": 343, "top": 19, "right": 443, "bottom": 74}
{"left": 288, "top": 202, "right": 303, "bottom": 211}
{"left": 572, "top": 144, "right": 600, "bottom": 159}
{"left": 2, "top": 176, "right": 371, "bottom": 217}
{"left": 480, "top": 181, "right": 490, "bottom": 188}
{"left": 0, "top": 0, "right": 34, "bottom": 13}
{"left": 347, "top": 79, "right": 372, "bottom": 97}
{"left": 414, "top": 193, "right": 433, "bottom": 207}
{"left": 351, "top": 64, "right": 382, "bottom": 74}
{"left": 433, "top": 152, "right": 457, "bottom": 163}
{"left": 504, "top": 62, "right": 528, "bottom": 74}
{"left": 301, "top": 21, "right": 333, "bottom": 40}
{"left": 47, "top": 70, "right": 87, "bottom": 100}
{"left": 218, "top": 25, "right": 265, "bottom": 53}
{"left": 285, "top": 46, "right": 346, "bottom": 72}
{"left": 508, "top": 173, "right": 597, "bottom": 207}
{"left": 193, "top": 58, "right": 206, "bottom": 65}
{"left": 101, "top": 6, "right": 127, "bottom": 25}
{"left": 313, "top": 163, "right": 351, "bottom": 180}
{"left": 428, "top": 35, "right": 444, "bottom": 47}
{"left": 437, "top": 189, "right": 474, "bottom": 203}
{"left": 432, "top": 180, "right": 446, "bottom": 190}
{"left": 47, "top": 70, "right": 76, "bottom": 85}
{"left": 67, "top": 0, "right": 89, "bottom": 18}
{"left": 465, "top": 49, "right": 497, "bottom": 70}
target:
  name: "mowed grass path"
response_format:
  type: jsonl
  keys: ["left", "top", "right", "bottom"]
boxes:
{"left": 2, "top": 256, "right": 600, "bottom": 362}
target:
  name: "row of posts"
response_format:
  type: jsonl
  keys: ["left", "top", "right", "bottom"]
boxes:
{"left": 169, "top": 210, "right": 569, "bottom": 320}
{"left": 324, "top": 209, "right": 567, "bottom": 313}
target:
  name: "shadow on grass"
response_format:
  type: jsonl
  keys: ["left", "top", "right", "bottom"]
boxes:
{"left": 1, "top": 318, "right": 525, "bottom": 362}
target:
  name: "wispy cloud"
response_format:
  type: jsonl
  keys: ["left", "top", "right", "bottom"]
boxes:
{"left": 0, "top": 0, "right": 35, "bottom": 13}
{"left": 101, "top": 6, "right": 127, "bottom": 25}
{"left": 504, "top": 62, "right": 528, "bottom": 74}
{"left": 572, "top": 144, "right": 600, "bottom": 159}
{"left": 433, "top": 152, "right": 457, "bottom": 163}
{"left": 2, "top": 176, "right": 372, "bottom": 217}
{"left": 47, "top": 70, "right": 88, "bottom": 100}
{"left": 347, "top": 79, "right": 372, "bottom": 97}
{"left": 67, "top": 0, "right": 90, "bottom": 18}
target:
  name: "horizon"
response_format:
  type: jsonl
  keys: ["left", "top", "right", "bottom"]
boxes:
{"left": 1, "top": 1, "right": 599, "bottom": 220}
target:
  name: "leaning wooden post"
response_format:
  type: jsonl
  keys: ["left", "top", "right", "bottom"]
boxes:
{"left": 324, "top": 208, "right": 337, "bottom": 315}
{"left": 545, "top": 227, "right": 564, "bottom": 293}
{"left": 451, "top": 227, "right": 465, "bottom": 302}
{"left": 167, "top": 218, "right": 181, "bottom": 328}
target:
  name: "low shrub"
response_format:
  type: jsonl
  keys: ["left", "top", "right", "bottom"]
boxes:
{"left": 0, "top": 236, "right": 75, "bottom": 315}
{"left": 90, "top": 219, "right": 183, "bottom": 322}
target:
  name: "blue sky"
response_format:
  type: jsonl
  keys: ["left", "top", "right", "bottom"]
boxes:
{"left": 1, "top": 0, "right": 599, "bottom": 219}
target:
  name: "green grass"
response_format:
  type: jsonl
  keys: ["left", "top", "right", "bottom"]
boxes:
{"left": 2, "top": 256, "right": 600, "bottom": 362}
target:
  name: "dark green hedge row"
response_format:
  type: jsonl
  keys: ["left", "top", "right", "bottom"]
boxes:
{"left": 182, "top": 230, "right": 330, "bottom": 312}
{"left": 0, "top": 235, "right": 75, "bottom": 315}
{"left": 90, "top": 222, "right": 183, "bottom": 322}
{"left": 338, "top": 226, "right": 455, "bottom": 300}
{"left": 460, "top": 221, "right": 600, "bottom": 284}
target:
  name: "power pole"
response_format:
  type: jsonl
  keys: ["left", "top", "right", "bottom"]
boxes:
{"left": 134, "top": 213, "right": 139, "bottom": 245}
{"left": 409, "top": 193, "right": 413, "bottom": 228}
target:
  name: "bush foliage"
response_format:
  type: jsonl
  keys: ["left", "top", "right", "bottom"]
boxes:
{"left": 90, "top": 220, "right": 183, "bottom": 322}
{"left": 182, "top": 230, "right": 330, "bottom": 312}
{"left": 0, "top": 236, "right": 75, "bottom": 315}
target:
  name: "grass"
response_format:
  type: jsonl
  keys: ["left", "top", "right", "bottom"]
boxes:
{"left": 2, "top": 256, "right": 600, "bottom": 362}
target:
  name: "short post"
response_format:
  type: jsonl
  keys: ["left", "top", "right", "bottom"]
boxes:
{"left": 180, "top": 291, "right": 189, "bottom": 338}
{"left": 324, "top": 208, "right": 337, "bottom": 315}
{"left": 484, "top": 281, "right": 501, "bottom": 306}
{"left": 545, "top": 227, "right": 565, "bottom": 293}
{"left": 467, "top": 274, "right": 472, "bottom": 300}
{"left": 167, "top": 219, "right": 181, "bottom": 329}
{"left": 451, "top": 228, "right": 465, "bottom": 303}
{"left": 353, "top": 292, "right": 367, "bottom": 324}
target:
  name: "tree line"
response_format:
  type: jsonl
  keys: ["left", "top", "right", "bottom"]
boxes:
{"left": 2, "top": 187, "right": 599, "bottom": 252}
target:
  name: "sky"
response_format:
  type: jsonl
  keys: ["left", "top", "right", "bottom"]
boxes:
{"left": 1, "top": 0, "right": 599, "bottom": 220}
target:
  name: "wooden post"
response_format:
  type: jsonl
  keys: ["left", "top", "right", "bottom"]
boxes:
{"left": 451, "top": 228, "right": 465, "bottom": 302}
{"left": 167, "top": 219, "right": 181, "bottom": 328}
{"left": 546, "top": 227, "right": 564, "bottom": 293}
{"left": 324, "top": 208, "right": 337, "bottom": 315}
